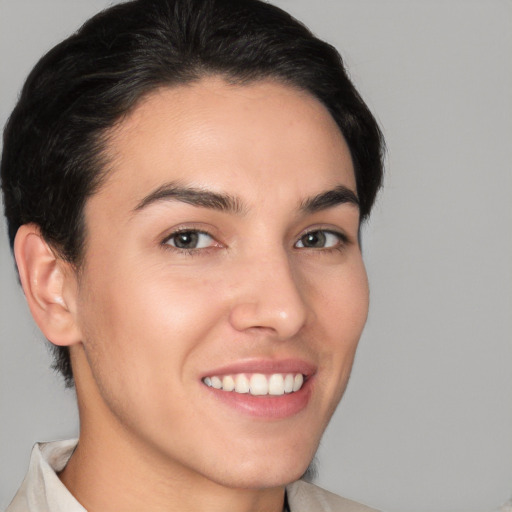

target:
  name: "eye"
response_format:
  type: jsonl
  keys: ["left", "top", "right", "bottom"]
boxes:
{"left": 164, "top": 230, "right": 215, "bottom": 250}
{"left": 295, "top": 230, "right": 345, "bottom": 249}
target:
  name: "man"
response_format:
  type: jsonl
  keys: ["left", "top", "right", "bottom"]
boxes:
{"left": 1, "top": 0, "right": 384, "bottom": 510}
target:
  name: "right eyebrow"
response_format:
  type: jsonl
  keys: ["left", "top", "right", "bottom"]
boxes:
{"left": 299, "top": 185, "right": 359, "bottom": 214}
{"left": 132, "top": 182, "right": 247, "bottom": 215}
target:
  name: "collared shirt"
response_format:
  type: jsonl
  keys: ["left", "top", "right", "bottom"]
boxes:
{"left": 6, "top": 440, "right": 378, "bottom": 512}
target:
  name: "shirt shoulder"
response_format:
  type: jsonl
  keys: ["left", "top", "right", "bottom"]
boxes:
{"left": 286, "top": 480, "right": 379, "bottom": 512}
{"left": 6, "top": 440, "right": 85, "bottom": 512}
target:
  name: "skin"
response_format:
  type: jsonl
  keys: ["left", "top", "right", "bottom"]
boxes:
{"left": 16, "top": 78, "right": 369, "bottom": 512}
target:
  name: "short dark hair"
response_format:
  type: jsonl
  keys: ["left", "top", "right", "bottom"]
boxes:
{"left": 1, "top": 0, "right": 384, "bottom": 386}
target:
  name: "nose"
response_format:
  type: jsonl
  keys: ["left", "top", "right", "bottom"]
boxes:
{"left": 228, "top": 252, "right": 309, "bottom": 340}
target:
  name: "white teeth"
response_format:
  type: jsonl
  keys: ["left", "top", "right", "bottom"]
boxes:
{"left": 235, "top": 374, "right": 250, "bottom": 393}
{"left": 250, "top": 374, "right": 268, "bottom": 395}
{"left": 222, "top": 375, "right": 235, "bottom": 391}
{"left": 293, "top": 373, "right": 304, "bottom": 392}
{"left": 211, "top": 376, "right": 222, "bottom": 389}
{"left": 284, "top": 374, "right": 294, "bottom": 393}
{"left": 268, "top": 373, "right": 285, "bottom": 395}
{"left": 203, "top": 372, "right": 305, "bottom": 396}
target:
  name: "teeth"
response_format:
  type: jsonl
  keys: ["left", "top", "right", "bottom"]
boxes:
{"left": 203, "top": 372, "right": 305, "bottom": 396}
{"left": 284, "top": 374, "right": 294, "bottom": 393}
{"left": 268, "top": 374, "right": 285, "bottom": 396}
{"left": 211, "top": 376, "right": 222, "bottom": 389}
{"left": 250, "top": 374, "right": 268, "bottom": 395}
{"left": 293, "top": 373, "right": 304, "bottom": 392}
{"left": 235, "top": 374, "right": 250, "bottom": 393}
{"left": 222, "top": 375, "right": 235, "bottom": 391}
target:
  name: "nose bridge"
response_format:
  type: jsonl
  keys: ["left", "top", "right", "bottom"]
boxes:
{"left": 229, "top": 247, "right": 309, "bottom": 339}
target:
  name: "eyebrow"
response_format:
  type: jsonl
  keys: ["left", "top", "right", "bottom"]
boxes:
{"left": 133, "top": 182, "right": 246, "bottom": 214}
{"left": 299, "top": 185, "right": 359, "bottom": 213}
{"left": 133, "top": 182, "right": 358, "bottom": 215}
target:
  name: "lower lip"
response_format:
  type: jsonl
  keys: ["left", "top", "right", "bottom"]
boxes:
{"left": 203, "top": 377, "right": 313, "bottom": 419}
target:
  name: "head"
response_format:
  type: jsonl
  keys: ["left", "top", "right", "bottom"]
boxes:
{"left": 2, "top": 0, "right": 383, "bottom": 491}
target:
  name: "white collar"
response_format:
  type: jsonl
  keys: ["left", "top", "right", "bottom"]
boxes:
{"left": 7, "top": 440, "right": 85, "bottom": 512}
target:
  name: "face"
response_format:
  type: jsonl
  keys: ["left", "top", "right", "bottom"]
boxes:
{"left": 72, "top": 78, "right": 369, "bottom": 489}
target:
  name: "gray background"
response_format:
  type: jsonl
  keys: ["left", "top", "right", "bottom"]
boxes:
{"left": 1, "top": 1, "right": 511, "bottom": 511}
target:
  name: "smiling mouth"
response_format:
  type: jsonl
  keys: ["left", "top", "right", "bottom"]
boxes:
{"left": 202, "top": 373, "right": 305, "bottom": 396}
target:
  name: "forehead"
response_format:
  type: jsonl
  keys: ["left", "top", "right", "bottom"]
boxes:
{"left": 90, "top": 78, "right": 355, "bottom": 216}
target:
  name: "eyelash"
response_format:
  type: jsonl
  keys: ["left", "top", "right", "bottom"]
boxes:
{"left": 161, "top": 227, "right": 349, "bottom": 255}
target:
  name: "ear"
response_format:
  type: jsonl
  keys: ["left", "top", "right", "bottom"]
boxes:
{"left": 14, "top": 224, "right": 82, "bottom": 347}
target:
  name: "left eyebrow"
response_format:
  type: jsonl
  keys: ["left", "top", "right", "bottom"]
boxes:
{"left": 299, "top": 185, "right": 359, "bottom": 213}
{"left": 133, "top": 182, "right": 246, "bottom": 214}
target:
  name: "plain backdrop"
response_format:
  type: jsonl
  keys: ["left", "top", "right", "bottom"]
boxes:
{"left": 1, "top": 1, "right": 511, "bottom": 511}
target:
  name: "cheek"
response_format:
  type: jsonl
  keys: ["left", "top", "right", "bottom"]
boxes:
{"left": 75, "top": 264, "right": 229, "bottom": 439}
{"left": 312, "top": 257, "right": 369, "bottom": 335}
{"left": 309, "top": 259, "right": 369, "bottom": 382}
{"left": 80, "top": 263, "right": 222, "bottom": 363}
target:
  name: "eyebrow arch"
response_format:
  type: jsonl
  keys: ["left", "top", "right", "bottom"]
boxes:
{"left": 133, "top": 182, "right": 246, "bottom": 214}
{"left": 299, "top": 185, "right": 359, "bottom": 213}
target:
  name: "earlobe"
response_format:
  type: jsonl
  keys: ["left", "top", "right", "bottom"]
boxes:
{"left": 14, "top": 224, "right": 82, "bottom": 347}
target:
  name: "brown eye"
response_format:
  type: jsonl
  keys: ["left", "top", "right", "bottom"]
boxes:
{"left": 166, "top": 230, "right": 214, "bottom": 250}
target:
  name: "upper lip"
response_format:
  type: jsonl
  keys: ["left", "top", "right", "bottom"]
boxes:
{"left": 201, "top": 358, "right": 316, "bottom": 378}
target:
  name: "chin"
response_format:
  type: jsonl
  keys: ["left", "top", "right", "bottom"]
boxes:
{"left": 207, "top": 446, "right": 316, "bottom": 490}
